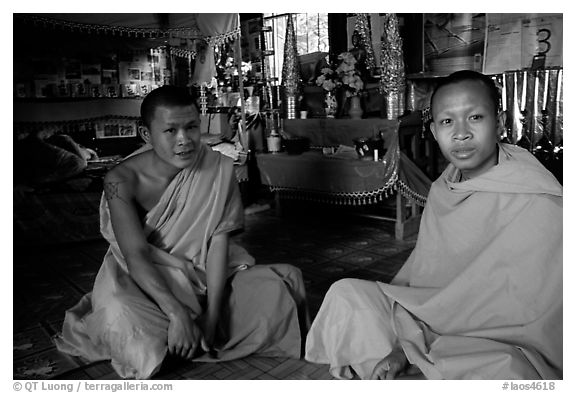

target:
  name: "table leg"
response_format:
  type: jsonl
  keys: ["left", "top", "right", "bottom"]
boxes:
{"left": 274, "top": 192, "right": 283, "bottom": 217}
{"left": 395, "top": 192, "right": 422, "bottom": 241}
{"left": 395, "top": 191, "right": 406, "bottom": 240}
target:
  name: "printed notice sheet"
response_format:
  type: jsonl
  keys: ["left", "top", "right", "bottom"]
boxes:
{"left": 484, "top": 13, "right": 562, "bottom": 74}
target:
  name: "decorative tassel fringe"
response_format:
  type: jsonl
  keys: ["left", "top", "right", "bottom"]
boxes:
{"left": 268, "top": 171, "right": 399, "bottom": 207}
{"left": 208, "top": 28, "right": 241, "bottom": 48}
{"left": 16, "top": 14, "right": 203, "bottom": 39}
{"left": 396, "top": 180, "right": 427, "bottom": 207}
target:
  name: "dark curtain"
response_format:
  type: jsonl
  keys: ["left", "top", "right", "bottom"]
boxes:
{"left": 328, "top": 14, "right": 348, "bottom": 65}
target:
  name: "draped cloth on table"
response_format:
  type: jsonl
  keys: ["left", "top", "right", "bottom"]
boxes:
{"left": 305, "top": 143, "right": 562, "bottom": 379}
{"left": 55, "top": 144, "right": 307, "bottom": 379}
{"left": 257, "top": 119, "right": 432, "bottom": 206}
{"left": 397, "top": 152, "right": 431, "bottom": 207}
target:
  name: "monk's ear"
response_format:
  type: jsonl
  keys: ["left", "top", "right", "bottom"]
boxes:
{"left": 139, "top": 126, "right": 151, "bottom": 144}
{"left": 429, "top": 121, "right": 438, "bottom": 141}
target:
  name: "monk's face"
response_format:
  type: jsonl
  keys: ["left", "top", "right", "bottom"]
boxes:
{"left": 144, "top": 104, "right": 202, "bottom": 170}
{"left": 430, "top": 80, "right": 504, "bottom": 180}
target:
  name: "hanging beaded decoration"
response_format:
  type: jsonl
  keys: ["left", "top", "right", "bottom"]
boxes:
{"left": 199, "top": 86, "right": 207, "bottom": 116}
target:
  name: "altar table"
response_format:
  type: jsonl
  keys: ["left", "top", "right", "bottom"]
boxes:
{"left": 256, "top": 119, "right": 432, "bottom": 240}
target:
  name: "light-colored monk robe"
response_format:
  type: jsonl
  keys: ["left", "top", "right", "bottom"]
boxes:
{"left": 305, "top": 143, "right": 562, "bottom": 380}
{"left": 55, "top": 144, "right": 308, "bottom": 379}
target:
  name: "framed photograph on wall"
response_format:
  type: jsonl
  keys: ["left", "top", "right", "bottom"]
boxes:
{"left": 64, "top": 59, "right": 82, "bottom": 80}
{"left": 128, "top": 68, "right": 141, "bottom": 81}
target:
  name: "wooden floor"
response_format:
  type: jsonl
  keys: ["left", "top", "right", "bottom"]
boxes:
{"left": 13, "top": 201, "right": 417, "bottom": 380}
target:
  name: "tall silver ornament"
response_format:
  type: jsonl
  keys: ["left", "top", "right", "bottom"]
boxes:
{"left": 354, "top": 14, "right": 376, "bottom": 72}
{"left": 281, "top": 14, "right": 301, "bottom": 119}
{"left": 380, "top": 13, "right": 406, "bottom": 119}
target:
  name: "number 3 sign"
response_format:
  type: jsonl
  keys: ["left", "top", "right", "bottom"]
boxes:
{"left": 521, "top": 16, "right": 563, "bottom": 68}
{"left": 484, "top": 14, "right": 562, "bottom": 75}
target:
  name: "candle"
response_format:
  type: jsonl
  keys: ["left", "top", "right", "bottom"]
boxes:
{"left": 520, "top": 71, "right": 527, "bottom": 112}
{"left": 556, "top": 69, "right": 563, "bottom": 113}
{"left": 374, "top": 149, "right": 379, "bottom": 161}
{"left": 501, "top": 74, "right": 507, "bottom": 112}
{"left": 553, "top": 69, "right": 563, "bottom": 146}
{"left": 533, "top": 74, "right": 539, "bottom": 116}
{"left": 513, "top": 72, "right": 518, "bottom": 112}
{"left": 542, "top": 69, "right": 549, "bottom": 111}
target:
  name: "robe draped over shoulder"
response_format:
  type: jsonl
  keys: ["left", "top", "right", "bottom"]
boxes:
{"left": 55, "top": 144, "right": 307, "bottom": 379}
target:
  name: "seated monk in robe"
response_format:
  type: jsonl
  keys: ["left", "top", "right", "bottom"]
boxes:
{"left": 305, "top": 70, "right": 562, "bottom": 380}
{"left": 55, "top": 85, "right": 309, "bottom": 379}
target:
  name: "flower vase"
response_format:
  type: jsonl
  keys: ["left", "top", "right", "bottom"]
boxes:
{"left": 325, "top": 91, "right": 338, "bottom": 118}
{"left": 348, "top": 95, "right": 363, "bottom": 119}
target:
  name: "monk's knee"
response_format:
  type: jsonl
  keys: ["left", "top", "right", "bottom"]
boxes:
{"left": 268, "top": 263, "right": 303, "bottom": 278}
{"left": 99, "top": 292, "right": 166, "bottom": 328}
{"left": 327, "top": 278, "right": 369, "bottom": 296}
{"left": 323, "top": 278, "right": 383, "bottom": 309}
{"left": 100, "top": 293, "right": 133, "bottom": 320}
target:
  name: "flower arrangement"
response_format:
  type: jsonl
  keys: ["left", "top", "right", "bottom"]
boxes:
{"left": 335, "top": 52, "right": 364, "bottom": 97}
{"left": 315, "top": 67, "right": 339, "bottom": 92}
{"left": 223, "top": 56, "right": 253, "bottom": 85}
{"left": 315, "top": 52, "right": 364, "bottom": 97}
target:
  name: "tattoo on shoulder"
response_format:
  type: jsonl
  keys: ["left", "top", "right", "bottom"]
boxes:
{"left": 104, "top": 181, "right": 127, "bottom": 203}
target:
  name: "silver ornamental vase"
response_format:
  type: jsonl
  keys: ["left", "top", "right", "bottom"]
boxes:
{"left": 385, "top": 91, "right": 400, "bottom": 120}
{"left": 348, "top": 96, "right": 363, "bottom": 119}
{"left": 286, "top": 95, "right": 297, "bottom": 119}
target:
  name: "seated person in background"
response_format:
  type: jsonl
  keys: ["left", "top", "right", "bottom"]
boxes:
{"left": 14, "top": 128, "right": 98, "bottom": 188}
{"left": 55, "top": 85, "right": 309, "bottom": 379}
{"left": 349, "top": 30, "right": 369, "bottom": 80}
{"left": 199, "top": 106, "right": 244, "bottom": 162}
{"left": 305, "top": 70, "right": 562, "bottom": 380}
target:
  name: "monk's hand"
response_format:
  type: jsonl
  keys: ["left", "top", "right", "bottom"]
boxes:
{"left": 370, "top": 347, "right": 408, "bottom": 380}
{"left": 167, "top": 311, "right": 202, "bottom": 360}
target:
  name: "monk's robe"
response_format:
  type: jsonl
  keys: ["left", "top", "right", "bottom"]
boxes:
{"left": 305, "top": 143, "right": 562, "bottom": 380}
{"left": 55, "top": 144, "right": 308, "bottom": 379}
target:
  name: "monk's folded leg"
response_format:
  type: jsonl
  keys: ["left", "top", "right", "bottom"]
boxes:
{"left": 85, "top": 291, "right": 171, "bottom": 379}
{"left": 264, "top": 263, "right": 311, "bottom": 332}
{"left": 305, "top": 278, "right": 398, "bottom": 379}
{"left": 211, "top": 264, "right": 304, "bottom": 360}
{"left": 428, "top": 336, "right": 543, "bottom": 379}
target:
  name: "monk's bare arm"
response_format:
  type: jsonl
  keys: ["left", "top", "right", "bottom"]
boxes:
{"left": 104, "top": 169, "right": 182, "bottom": 314}
{"left": 103, "top": 168, "right": 201, "bottom": 358}
{"left": 203, "top": 232, "right": 229, "bottom": 350}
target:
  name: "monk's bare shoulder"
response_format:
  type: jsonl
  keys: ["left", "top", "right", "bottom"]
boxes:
{"left": 103, "top": 154, "right": 145, "bottom": 204}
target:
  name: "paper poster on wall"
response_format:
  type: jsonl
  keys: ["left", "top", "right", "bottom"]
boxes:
{"left": 424, "top": 13, "right": 485, "bottom": 75}
{"left": 484, "top": 13, "right": 562, "bottom": 75}
{"left": 95, "top": 121, "right": 138, "bottom": 139}
{"left": 64, "top": 59, "right": 82, "bottom": 80}
{"left": 81, "top": 63, "right": 101, "bottom": 84}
